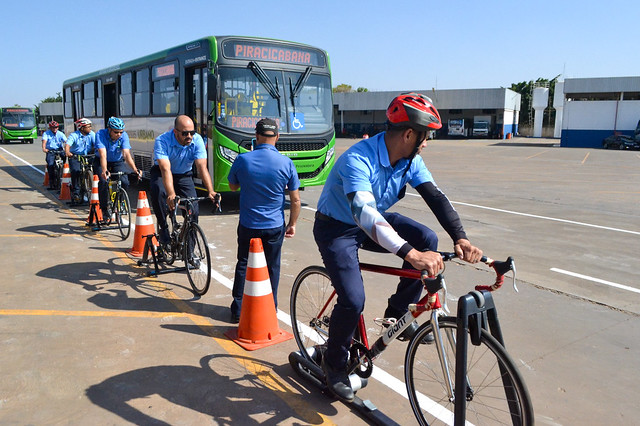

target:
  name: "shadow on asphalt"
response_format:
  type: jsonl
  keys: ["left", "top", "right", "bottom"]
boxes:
{"left": 85, "top": 354, "right": 334, "bottom": 424}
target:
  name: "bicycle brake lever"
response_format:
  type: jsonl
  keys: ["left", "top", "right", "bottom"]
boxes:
{"left": 510, "top": 259, "right": 519, "bottom": 292}
{"left": 213, "top": 194, "right": 222, "bottom": 214}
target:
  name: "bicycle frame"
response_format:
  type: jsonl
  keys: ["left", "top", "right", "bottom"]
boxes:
{"left": 290, "top": 253, "right": 528, "bottom": 425}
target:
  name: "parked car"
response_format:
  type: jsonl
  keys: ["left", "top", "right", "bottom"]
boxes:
{"left": 602, "top": 134, "right": 640, "bottom": 150}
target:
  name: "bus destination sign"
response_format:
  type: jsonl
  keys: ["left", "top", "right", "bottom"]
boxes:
{"left": 222, "top": 41, "right": 325, "bottom": 67}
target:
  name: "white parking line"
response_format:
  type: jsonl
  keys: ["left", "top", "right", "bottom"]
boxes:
{"left": 405, "top": 193, "right": 640, "bottom": 236}
{"left": 550, "top": 268, "right": 640, "bottom": 294}
{"left": 0, "top": 146, "right": 46, "bottom": 173}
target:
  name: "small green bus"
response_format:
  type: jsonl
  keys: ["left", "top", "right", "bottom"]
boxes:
{"left": 0, "top": 107, "right": 37, "bottom": 144}
{"left": 62, "top": 36, "right": 335, "bottom": 192}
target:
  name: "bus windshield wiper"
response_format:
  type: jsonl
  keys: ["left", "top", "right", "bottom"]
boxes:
{"left": 248, "top": 61, "right": 280, "bottom": 101}
{"left": 248, "top": 61, "right": 281, "bottom": 115}
{"left": 289, "top": 67, "right": 312, "bottom": 118}
{"left": 292, "top": 67, "right": 312, "bottom": 99}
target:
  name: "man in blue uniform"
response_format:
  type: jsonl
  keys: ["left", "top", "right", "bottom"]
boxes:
{"left": 150, "top": 115, "right": 217, "bottom": 248}
{"left": 41, "top": 121, "right": 67, "bottom": 189}
{"left": 227, "top": 118, "right": 301, "bottom": 323}
{"left": 65, "top": 118, "right": 96, "bottom": 203}
{"left": 94, "top": 117, "right": 141, "bottom": 218}
{"left": 314, "top": 93, "right": 483, "bottom": 401}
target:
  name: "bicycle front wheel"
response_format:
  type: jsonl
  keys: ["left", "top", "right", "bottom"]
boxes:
{"left": 290, "top": 266, "right": 337, "bottom": 365}
{"left": 115, "top": 189, "right": 131, "bottom": 240}
{"left": 183, "top": 222, "right": 211, "bottom": 295}
{"left": 405, "top": 317, "right": 534, "bottom": 426}
{"left": 82, "top": 170, "right": 93, "bottom": 203}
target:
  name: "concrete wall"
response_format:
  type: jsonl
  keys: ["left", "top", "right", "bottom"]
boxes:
{"left": 561, "top": 100, "right": 640, "bottom": 147}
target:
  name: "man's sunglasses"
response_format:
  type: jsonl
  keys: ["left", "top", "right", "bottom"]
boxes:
{"left": 180, "top": 130, "right": 196, "bottom": 137}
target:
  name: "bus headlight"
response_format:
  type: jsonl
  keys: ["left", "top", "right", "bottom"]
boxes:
{"left": 219, "top": 146, "right": 238, "bottom": 163}
{"left": 324, "top": 146, "right": 334, "bottom": 166}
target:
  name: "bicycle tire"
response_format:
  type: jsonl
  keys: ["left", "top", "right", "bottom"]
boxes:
{"left": 55, "top": 161, "right": 64, "bottom": 190}
{"left": 183, "top": 222, "right": 211, "bottom": 295}
{"left": 290, "top": 266, "right": 337, "bottom": 366}
{"left": 115, "top": 188, "right": 131, "bottom": 240}
{"left": 405, "top": 317, "right": 534, "bottom": 426}
{"left": 82, "top": 169, "right": 93, "bottom": 203}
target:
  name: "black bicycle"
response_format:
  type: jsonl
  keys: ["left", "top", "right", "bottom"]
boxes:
{"left": 72, "top": 154, "right": 95, "bottom": 205}
{"left": 48, "top": 149, "right": 66, "bottom": 191}
{"left": 138, "top": 196, "right": 212, "bottom": 296}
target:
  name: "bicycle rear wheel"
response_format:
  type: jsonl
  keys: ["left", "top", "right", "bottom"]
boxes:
{"left": 405, "top": 317, "right": 533, "bottom": 426}
{"left": 290, "top": 266, "right": 337, "bottom": 365}
{"left": 183, "top": 222, "right": 211, "bottom": 295}
{"left": 53, "top": 162, "right": 63, "bottom": 190}
{"left": 115, "top": 188, "right": 131, "bottom": 240}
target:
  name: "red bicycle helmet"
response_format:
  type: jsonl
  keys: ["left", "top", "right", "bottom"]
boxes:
{"left": 48, "top": 121, "right": 59, "bottom": 128}
{"left": 386, "top": 92, "right": 442, "bottom": 131}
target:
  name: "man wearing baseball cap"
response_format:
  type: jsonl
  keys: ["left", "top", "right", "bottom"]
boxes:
{"left": 227, "top": 118, "right": 301, "bottom": 323}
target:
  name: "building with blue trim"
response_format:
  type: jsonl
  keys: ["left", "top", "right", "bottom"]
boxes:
{"left": 559, "top": 77, "right": 640, "bottom": 148}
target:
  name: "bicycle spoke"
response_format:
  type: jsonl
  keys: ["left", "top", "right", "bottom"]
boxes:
{"left": 405, "top": 318, "right": 532, "bottom": 425}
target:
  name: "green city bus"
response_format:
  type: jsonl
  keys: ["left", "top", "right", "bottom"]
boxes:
{"left": 0, "top": 107, "right": 37, "bottom": 144}
{"left": 62, "top": 36, "right": 335, "bottom": 191}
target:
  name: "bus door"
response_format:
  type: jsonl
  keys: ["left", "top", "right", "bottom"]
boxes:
{"left": 103, "top": 83, "right": 118, "bottom": 125}
{"left": 72, "top": 89, "right": 82, "bottom": 122}
{"left": 186, "top": 66, "right": 211, "bottom": 137}
{"left": 186, "top": 66, "right": 210, "bottom": 184}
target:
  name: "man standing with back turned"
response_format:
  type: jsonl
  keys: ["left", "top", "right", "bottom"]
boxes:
{"left": 227, "top": 118, "right": 301, "bottom": 323}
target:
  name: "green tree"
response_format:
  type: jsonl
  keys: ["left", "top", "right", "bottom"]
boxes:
{"left": 510, "top": 76, "right": 560, "bottom": 126}
{"left": 333, "top": 84, "right": 352, "bottom": 93}
{"left": 41, "top": 92, "right": 62, "bottom": 103}
{"left": 356, "top": 87, "right": 368, "bottom": 92}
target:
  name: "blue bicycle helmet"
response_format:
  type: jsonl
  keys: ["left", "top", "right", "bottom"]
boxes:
{"left": 107, "top": 117, "right": 125, "bottom": 130}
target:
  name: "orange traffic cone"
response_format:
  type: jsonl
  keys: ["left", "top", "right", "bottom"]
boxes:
{"left": 86, "top": 175, "right": 103, "bottom": 225}
{"left": 43, "top": 168, "right": 49, "bottom": 187}
{"left": 128, "top": 191, "right": 156, "bottom": 257}
{"left": 58, "top": 162, "right": 71, "bottom": 201}
{"left": 225, "top": 238, "right": 293, "bottom": 350}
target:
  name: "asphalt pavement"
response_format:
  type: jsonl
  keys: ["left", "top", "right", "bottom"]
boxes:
{"left": 0, "top": 137, "right": 638, "bottom": 425}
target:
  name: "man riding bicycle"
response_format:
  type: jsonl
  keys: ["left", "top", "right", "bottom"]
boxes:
{"left": 313, "top": 93, "right": 483, "bottom": 401}
{"left": 65, "top": 118, "right": 96, "bottom": 203}
{"left": 149, "top": 115, "right": 217, "bottom": 252}
{"left": 94, "top": 117, "right": 142, "bottom": 220}
{"left": 41, "top": 121, "right": 67, "bottom": 190}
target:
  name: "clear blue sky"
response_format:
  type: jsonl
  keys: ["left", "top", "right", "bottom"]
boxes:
{"left": 2, "top": 0, "right": 638, "bottom": 107}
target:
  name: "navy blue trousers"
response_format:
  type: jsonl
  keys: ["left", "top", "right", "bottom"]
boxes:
{"left": 149, "top": 165, "right": 198, "bottom": 244}
{"left": 93, "top": 159, "right": 130, "bottom": 216}
{"left": 231, "top": 223, "right": 285, "bottom": 317}
{"left": 45, "top": 151, "right": 65, "bottom": 185}
{"left": 313, "top": 212, "right": 438, "bottom": 370}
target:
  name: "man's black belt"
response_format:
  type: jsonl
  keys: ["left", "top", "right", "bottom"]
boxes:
{"left": 315, "top": 211, "right": 333, "bottom": 222}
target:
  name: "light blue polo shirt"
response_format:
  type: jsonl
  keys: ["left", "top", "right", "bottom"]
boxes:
{"left": 153, "top": 130, "right": 206, "bottom": 174}
{"left": 316, "top": 131, "right": 434, "bottom": 225}
{"left": 95, "top": 128, "right": 131, "bottom": 162}
{"left": 66, "top": 130, "right": 96, "bottom": 155}
{"left": 228, "top": 143, "right": 300, "bottom": 229}
{"left": 42, "top": 129, "right": 67, "bottom": 150}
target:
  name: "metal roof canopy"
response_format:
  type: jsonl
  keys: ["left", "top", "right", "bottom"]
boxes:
{"left": 564, "top": 76, "right": 640, "bottom": 94}
{"left": 333, "top": 88, "right": 521, "bottom": 111}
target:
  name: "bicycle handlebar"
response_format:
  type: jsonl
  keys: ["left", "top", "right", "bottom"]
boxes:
{"left": 422, "top": 252, "right": 518, "bottom": 295}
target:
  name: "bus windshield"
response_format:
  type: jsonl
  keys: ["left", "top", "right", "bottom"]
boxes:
{"left": 1, "top": 110, "right": 36, "bottom": 129}
{"left": 217, "top": 66, "right": 332, "bottom": 135}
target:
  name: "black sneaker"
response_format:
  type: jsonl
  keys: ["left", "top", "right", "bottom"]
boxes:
{"left": 230, "top": 313, "right": 240, "bottom": 324}
{"left": 321, "top": 358, "right": 354, "bottom": 402}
